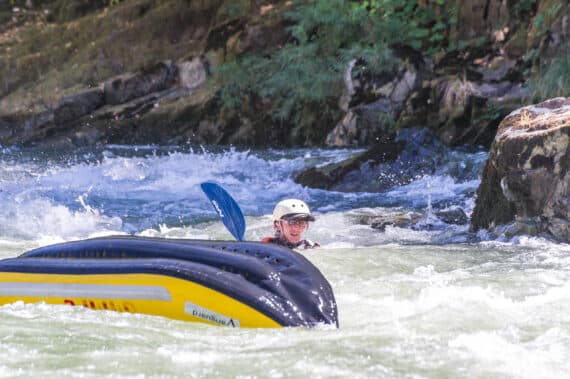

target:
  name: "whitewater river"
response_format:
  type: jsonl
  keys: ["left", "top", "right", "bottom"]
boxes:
{"left": 1, "top": 145, "right": 569, "bottom": 378}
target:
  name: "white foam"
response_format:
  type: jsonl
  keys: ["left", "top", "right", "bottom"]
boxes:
{"left": 0, "top": 198, "right": 122, "bottom": 240}
{"left": 386, "top": 175, "right": 480, "bottom": 206}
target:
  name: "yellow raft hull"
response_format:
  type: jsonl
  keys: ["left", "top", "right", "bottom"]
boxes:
{"left": 0, "top": 236, "right": 338, "bottom": 328}
{"left": 0, "top": 272, "right": 280, "bottom": 328}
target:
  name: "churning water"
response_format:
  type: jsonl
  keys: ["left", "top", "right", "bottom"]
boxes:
{"left": 0, "top": 145, "right": 569, "bottom": 378}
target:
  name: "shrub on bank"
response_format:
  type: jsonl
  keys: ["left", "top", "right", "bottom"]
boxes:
{"left": 215, "top": 0, "right": 460, "bottom": 143}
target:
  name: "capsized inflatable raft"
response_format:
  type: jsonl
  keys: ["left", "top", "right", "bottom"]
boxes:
{"left": 0, "top": 236, "right": 338, "bottom": 328}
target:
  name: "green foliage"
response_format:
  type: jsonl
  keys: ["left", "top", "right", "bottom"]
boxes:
{"left": 529, "top": 49, "right": 570, "bottom": 101}
{"left": 534, "top": 12, "right": 544, "bottom": 28}
{"left": 217, "top": 0, "right": 397, "bottom": 129}
{"left": 216, "top": 0, "right": 460, "bottom": 138}
{"left": 349, "top": 0, "right": 459, "bottom": 54}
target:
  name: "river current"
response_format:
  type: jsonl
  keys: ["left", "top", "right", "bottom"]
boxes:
{"left": 0, "top": 145, "right": 569, "bottom": 378}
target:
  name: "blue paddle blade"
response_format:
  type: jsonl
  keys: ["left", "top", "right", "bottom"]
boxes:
{"left": 200, "top": 182, "right": 246, "bottom": 241}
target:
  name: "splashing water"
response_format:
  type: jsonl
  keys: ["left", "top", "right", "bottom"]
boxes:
{"left": 1, "top": 145, "right": 569, "bottom": 378}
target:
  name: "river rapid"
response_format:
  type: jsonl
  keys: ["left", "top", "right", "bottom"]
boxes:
{"left": 0, "top": 145, "right": 569, "bottom": 378}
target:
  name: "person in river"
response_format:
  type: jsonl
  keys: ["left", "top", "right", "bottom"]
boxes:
{"left": 262, "top": 199, "right": 319, "bottom": 249}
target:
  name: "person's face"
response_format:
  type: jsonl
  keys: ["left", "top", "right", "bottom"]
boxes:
{"left": 276, "top": 218, "right": 309, "bottom": 244}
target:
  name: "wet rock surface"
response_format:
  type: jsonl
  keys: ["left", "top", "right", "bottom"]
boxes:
{"left": 296, "top": 128, "right": 454, "bottom": 192}
{"left": 471, "top": 97, "right": 570, "bottom": 242}
{"left": 352, "top": 206, "right": 469, "bottom": 232}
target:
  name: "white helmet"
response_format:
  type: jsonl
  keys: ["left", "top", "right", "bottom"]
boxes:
{"left": 273, "top": 199, "right": 315, "bottom": 222}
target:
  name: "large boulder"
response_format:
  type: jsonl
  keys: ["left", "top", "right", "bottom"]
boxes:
{"left": 296, "top": 128, "right": 451, "bottom": 192}
{"left": 471, "top": 97, "right": 570, "bottom": 242}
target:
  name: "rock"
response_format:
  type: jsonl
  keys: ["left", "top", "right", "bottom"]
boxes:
{"left": 104, "top": 61, "right": 178, "bottom": 105}
{"left": 356, "top": 206, "right": 467, "bottom": 233}
{"left": 325, "top": 111, "right": 357, "bottom": 147}
{"left": 327, "top": 48, "right": 424, "bottom": 147}
{"left": 432, "top": 79, "right": 481, "bottom": 146}
{"left": 296, "top": 133, "right": 404, "bottom": 190}
{"left": 368, "top": 211, "right": 423, "bottom": 231}
{"left": 472, "top": 56, "right": 518, "bottom": 82}
{"left": 431, "top": 78, "right": 529, "bottom": 148}
{"left": 325, "top": 99, "right": 393, "bottom": 147}
{"left": 178, "top": 57, "right": 208, "bottom": 90}
{"left": 67, "top": 126, "right": 103, "bottom": 147}
{"left": 396, "top": 40, "right": 530, "bottom": 149}
{"left": 471, "top": 97, "right": 570, "bottom": 242}
{"left": 435, "top": 208, "right": 469, "bottom": 225}
{"left": 391, "top": 69, "right": 419, "bottom": 105}
{"left": 53, "top": 87, "right": 105, "bottom": 125}
{"left": 5, "top": 110, "right": 54, "bottom": 145}
{"left": 296, "top": 128, "right": 449, "bottom": 192}
{"left": 0, "top": 117, "right": 13, "bottom": 140}
{"left": 197, "top": 119, "right": 225, "bottom": 144}
{"left": 453, "top": 0, "right": 509, "bottom": 42}
{"left": 339, "top": 59, "right": 357, "bottom": 112}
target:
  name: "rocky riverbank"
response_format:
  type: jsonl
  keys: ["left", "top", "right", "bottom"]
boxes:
{"left": 0, "top": 0, "right": 567, "bottom": 149}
